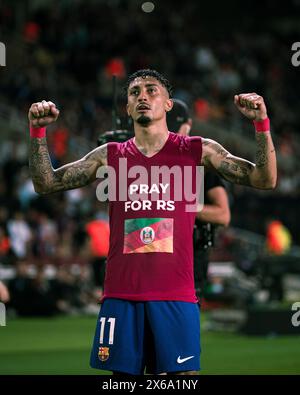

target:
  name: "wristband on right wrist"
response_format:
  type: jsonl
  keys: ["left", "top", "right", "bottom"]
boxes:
{"left": 253, "top": 117, "right": 270, "bottom": 133}
{"left": 30, "top": 125, "right": 46, "bottom": 138}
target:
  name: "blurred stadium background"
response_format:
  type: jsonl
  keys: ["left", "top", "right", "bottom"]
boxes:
{"left": 0, "top": 0, "right": 300, "bottom": 375}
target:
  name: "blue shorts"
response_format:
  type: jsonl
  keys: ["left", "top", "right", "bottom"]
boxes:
{"left": 90, "top": 299, "right": 201, "bottom": 375}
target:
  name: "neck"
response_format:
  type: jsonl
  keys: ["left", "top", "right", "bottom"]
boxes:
{"left": 133, "top": 121, "right": 169, "bottom": 156}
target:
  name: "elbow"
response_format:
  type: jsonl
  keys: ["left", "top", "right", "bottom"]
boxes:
{"left": 252, "top": 175, "right": 277, "bottom": 190}
{"left": 223, "top": 214, "right": 231, "bottom": 227}
{"left": 213, "top": 207, "right": 231, "bottom": 227}
{"left": 36, "top": 189, "right": 50, "bottom": 196}
{"left": 271, "top": 173, "right": 278, "bottom": 189}
{"left": 262, "top": 177, "right": 277, "bottom": 190}
{"left": 33, "top": 183, "right": 43, "bottom": 195}
{"left": 221, "top": 210, "right": 231, "bottom": 227}
{"left": 34, "top": 187, "right": 48, "bottom": 195}
{"left": 32, "top": 182, "right": 52, "bottom": 195}
{"left": 268, "top": 180, "right": 277, "bottom": 190}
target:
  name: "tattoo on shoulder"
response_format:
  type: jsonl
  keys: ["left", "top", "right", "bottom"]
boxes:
{"left": 204, "top": 139, "right": 229, "bottom": 157}
{"left": 56, "top": 145, "right": 107, "bottom": 189}
{"left": 96, "top": 144, "right": 107, "bottom": 163}
{"left": 202, "top": 139, "right": 229, "bottom": 167}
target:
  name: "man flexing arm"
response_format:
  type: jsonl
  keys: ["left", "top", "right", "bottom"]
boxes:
{"left": 169, "top": 98, "right": 231, "bottom": 226}
{"left": 202, "top": 93, "right": 277, "bottom": 189}
{"left": 28, "top": 100, "right": 107, "bottom": 194}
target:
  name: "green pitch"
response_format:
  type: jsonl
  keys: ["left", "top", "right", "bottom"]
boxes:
{"left": 0, "top": 315, "right": 299, "bottom": 375}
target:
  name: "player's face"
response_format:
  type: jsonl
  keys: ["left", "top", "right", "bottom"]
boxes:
{"left": 127, "top": 77, "right": 173, "bottom": 126}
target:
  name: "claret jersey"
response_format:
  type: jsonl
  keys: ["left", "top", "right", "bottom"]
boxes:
{"left": 103, "top": 132, "right": 202, "bottom": 303}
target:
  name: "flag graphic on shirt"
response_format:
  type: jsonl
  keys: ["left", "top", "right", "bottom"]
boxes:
{"left": 123, "top": 218, "right": 174, "bottom": 254}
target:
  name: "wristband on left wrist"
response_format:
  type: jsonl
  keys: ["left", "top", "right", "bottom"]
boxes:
{"left": 253, "top": 117, "right": 270, "bottom": 133}
{"left": 30, "top": 125, "right": 46, "bottom": 138}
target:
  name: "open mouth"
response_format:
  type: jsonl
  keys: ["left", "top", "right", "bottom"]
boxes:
{"left": 137, "top": 105, "right": 150, "bottom": 111}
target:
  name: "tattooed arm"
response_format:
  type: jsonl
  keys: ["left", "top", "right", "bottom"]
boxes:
{"left": 29, "top": 140, "right": 107, "bottom": 194}
{"left": 201, "top": 93, "right": 277, "bottom": 190}
{"left": 28, "top": 100, "right": 107, "bottom": 194}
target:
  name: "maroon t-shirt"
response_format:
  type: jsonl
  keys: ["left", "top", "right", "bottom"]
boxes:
{"left": 103, "top": 132, "right": 202, "bottom": 302}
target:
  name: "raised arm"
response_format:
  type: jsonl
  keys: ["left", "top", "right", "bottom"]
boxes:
{"left": 28, "top": 100, "right": 107, "bottom": 195}
{"left": 201, "top": 93, "right": 277, "bottom": 190}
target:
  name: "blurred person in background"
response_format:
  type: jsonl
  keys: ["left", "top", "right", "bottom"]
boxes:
{"left": 28, "top": 69, "right": 276, "bottom": 375}
{"left": 8, "top": 259, "right": 60, "bottom": 317}
{"left": 36, "top": 212, "right": 58, "bottom": 258}
{"left": 0, "top": 224, "right": 14, "bottom": 265}
{"left": 85, "top": 203, "right": 110, "bottom": 294}
{"left": 24, "top": 264, "right": 59, "bottom": 317}
{"left": 167, "top": 99, "right": 231, "bottom": 300}
{"left": 7, "top": 211, "right": 32, "bottom": 259}
{"left": 8, "top": 258, "right": 31, "bottom": 316}
{"left": 52, "top": 264, "right": 94, "bottom": 314}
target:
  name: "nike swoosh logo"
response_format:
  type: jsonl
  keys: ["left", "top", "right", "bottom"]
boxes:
{"left": 177, "top": 355, "right": 194, "bottom": 364}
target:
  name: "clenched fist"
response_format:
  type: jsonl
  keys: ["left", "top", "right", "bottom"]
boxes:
{"left": 234, "top": 93, "right": 268, "bottom": 122}
{"left": 28, "top": 100, "right": 60, "bottom": 127}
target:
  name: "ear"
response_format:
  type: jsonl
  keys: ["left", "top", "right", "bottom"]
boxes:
{"left": 126, "top": 103, "right": 131, "bottom": 116}
{"left": 165, "top": 99, "right": 173, "bottom": 113}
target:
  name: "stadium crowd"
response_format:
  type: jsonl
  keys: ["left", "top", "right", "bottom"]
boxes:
{"left": 0, "top": 0, "right": 299, "bottom": 315}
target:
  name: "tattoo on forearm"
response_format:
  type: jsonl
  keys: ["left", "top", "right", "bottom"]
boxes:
{"left": 255, "top": 133, "right": 269, "bottom": 168}
{"left": 29, "top": 138, "right": 106, "bottom": 193}
{"left": 29, "top": 138, "right": 55, "bottom": 192}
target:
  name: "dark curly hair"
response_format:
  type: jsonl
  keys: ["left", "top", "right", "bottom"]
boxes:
{"left": 124, "top": 69, "right": 173, "bottom": 97}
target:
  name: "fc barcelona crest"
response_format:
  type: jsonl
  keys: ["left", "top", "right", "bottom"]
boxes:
{"left": 140, "top": 226, "right": 155, "bottom": 244}
{"left": 98, "top": 347, "right": 110, "bottom": 362}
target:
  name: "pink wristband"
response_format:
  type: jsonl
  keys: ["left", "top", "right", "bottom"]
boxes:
{"left": 30, "top": 125, "right": 46, "bottom": 138}
{"left": 253, "top": 117, "right": 270, "bottom": 133}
